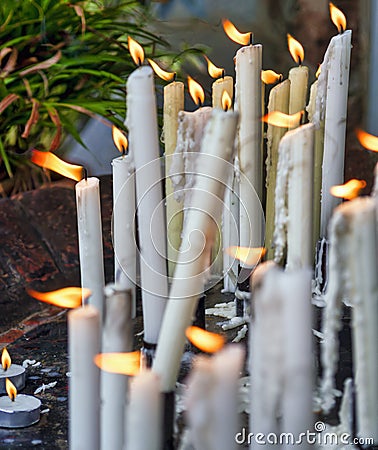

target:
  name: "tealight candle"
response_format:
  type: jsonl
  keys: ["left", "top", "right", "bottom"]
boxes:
{"left": 0, "top": 393, "right": 41, "bottom": 428}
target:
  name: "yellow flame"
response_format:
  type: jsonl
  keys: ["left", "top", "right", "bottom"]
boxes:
{"left": 27, "top": 287, "right": 90, "bottom": 309}
{"left": 262, "top": 111, "right": 303, "bottom": 128}
{"left": 147, "top": 59, "right": 175, "bottom": 82}
{"left": 316, "top": 64, "right": 321, "bottom": 79}
{"left": 356, "top": 128, "right": 378, "bottom": 152}
{"left": 94, "top": 351, "right": 141, "bottom": 376}
{"left": 128, "top": 36, "right": 144, "bottom": 66}
{"left": 329, "top": 2, "right": 347, "bottom": 33}
{"left": 222, "top": 18, "right": 251, "bottom": 46}
{"left": 330, "top": 179, "right": 367, "bottom": 200}
{"left": 185, "top": 326, "right": 225, "bottom": 353}
{"left": 31, "top": 150, "right": 83, "bottom": 181}
{"left": 225, "top": 246, "right": 266, "bottom": 266}
{"left": 1, "top": 348, "right": 11, "bottom": 371}
{"left": 187, "top": 76, "right": 205, "bottom": 106}
{"left": 261, "top": 70, "right": 283, "bottom": 84}
{"left": 221, "top": 90, "right": 232, "bottom": 111}
{"left": 287, "top": 34, "right": 305, "bottom": 65}
{"left": 6, "top": 378, "right": 17, "bottom": 401}
{"left": 112, "top": 126, "right": 128, "bottom": 154}
{"left": 204, "top": 55, "right": 224, "bottom": 79}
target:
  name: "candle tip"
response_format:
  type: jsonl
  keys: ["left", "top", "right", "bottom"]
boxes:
{"left": 83, "top": 167, "right": 88, "bottom": 181}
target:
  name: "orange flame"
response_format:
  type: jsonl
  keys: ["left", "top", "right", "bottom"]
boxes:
{"left": 287, "top": 34, "right": 304, "bottom": 65}
{"left": 204, "top": 56, "right": 224, "bottom": 79}
{"left": 6, "top": 378, "right": 17, "bottom": 401}
{"left": 94, "top": 351, "right": 141, "bottom": 376}
{"left": 112, "top": 126, "right": 128, "bottom": 154}
{"left": 187, "top": 76, "right": 205, "bottom": 106}
{"left": 261, "top": 70, "right": 283, "bottom": 84}
{"left": 221, "top": 90, "right": 232, "bottom": 111}
{"left": 31, "top": 150, "right": 83, "bottom": 181}
{"left": 330, "top": 179, "right": 367, "bottom": 200}
{"left": 225, "top": 246, "right": 266, "bottom": 266}
{"left": 147, "top": 59, "right": 175, "bottom": 82}
{"left": 329, "top": 2, "right": 347, "bottom": 33}
{"left": 1, "top": 348, "right": 11, "bottom": 371}
{"left": 222, "top": 18, "right": 251, "bottom": 46}
{"left": 27, "top": 287, "right": 90, "bottom": 309}
{"left": 262, "top": 111, "right": 303, "bottom": 128}
{"left": 356, "top": 128, "right": 378, "bottom": 152}
{"left": 185, "top": 326, "right": 225, "bottom": 353}
{"left": 316, "top": 64, "right": 321, "bottom": 79}
{"left": 128, "top": 36, "right": 144, "bottom": 66}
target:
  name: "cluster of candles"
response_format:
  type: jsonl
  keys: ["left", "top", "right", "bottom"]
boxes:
{"left": 5, "top": 1, "right": 375, "bottom": 449}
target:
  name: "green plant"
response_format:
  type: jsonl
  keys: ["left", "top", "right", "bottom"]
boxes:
{"left": 0, "top": 0, "right": 172, "bottom": 194}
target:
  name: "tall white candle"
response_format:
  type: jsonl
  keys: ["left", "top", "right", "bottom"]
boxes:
{"left": 75, "top": 177, "right": 105, "bottom": 319}
{"left": 112, "top": 154, "right": 136, "bottom": 314}
{"left": 235, "top": 43, "right": 263, "bottom": 251}
{"left": 319, "top": 30, "right": 352, "bottom": 236}
{"left": 273, "top": 123, "right": 315, "bottom": 269}
{"left": 101, "top": 285, "right": 133, "bottom": 450}
{"left": 126, "top": 65, "right": 168, "bottom": 345}
{"left": 153, "top": 109, "right": 239, "bottom": 392}
{"left": 125, "top": 370, "right": 161, "bottom": 450}
{"left": 68, "top": 305, "right": 101, "bottom": 450}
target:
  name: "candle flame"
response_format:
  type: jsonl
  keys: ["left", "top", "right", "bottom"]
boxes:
{"left": 187, "top": 76, "right": 205, "bottom": 106}
{"left": 185, "top": 326, "right": 225, "bottom": 353}
{"left": 128, "top": 36, "right": 144, "bottom": 66}
{"left": 221, "top": 90, "right": 232, "bottom": 111}
{"left": 27, "top": 287, "right": 90, "bottom": 309}
{"left": 1, "top": 348, "right": 11, "bottom": 371}
{"left": 222, "top": 18, "right": 252, "bottom": 46}
{"left": 225, "top": 246, "right": 266, "bottom": 266}
{"left": 355, "top": 128, "right": 378, "bottom": 152}
{"left": 147, "top": 59, "right": 175, "bottom": 82}
{"left": 6, "top": 378, "right": 17, "bottom": 401}
{"left": 204, "top": 55, "right": 224, "bottom": 79}
{"left": 112, "top": 126, "right": 128, "bottom": 154}
{"left": 329, "top": 2, "right": 347, "bottom": 33}
{"left": 94, "top": 351, "right": 141, "bottom": 376}
{"left": 316, "top": 64, "right": 321, "bottom": 79}
{"left": 262, "top": 111, "right": 303, "bottom": 128}
{"left": 287, "top": 34, "right": 304, "bottom": 65}
{"left": 330, "top": 179, "right": 366, "bottom": 200}
{"left": 31, "top": 150, "right": 83, "bottom": 181}
{"left": 261, "top": 70, "right": 283, "bottom": 84}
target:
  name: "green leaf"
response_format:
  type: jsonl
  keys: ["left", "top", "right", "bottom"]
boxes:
{"left": 0, "top": 137, "right": 13, "bottom": 178}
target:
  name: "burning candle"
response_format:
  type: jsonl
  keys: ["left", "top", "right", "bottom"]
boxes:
{"left": 0, "top": 378, "right": 41, "bottom": 428}
{"left": 111, "top": 126, "right": 136, "bottom": 316}
{"left": 148, "top": 58, "right": 185, "bottom": 277}
{"left": 68, "top": 305, "right": 101, "bottom": 450}
{"left": 264, "top": 79, "right": 290, "bottom": 260}
{"left": 205, "top": 55, "right": 234, "bottom": 110}
{"left": 0, "top": 348, "right": 25, "bottom": 395}
{"left": 101, "top": 285, "right": 133, "bottom": 450}
{"left": 31, "top": 151, "right": 105, "bottom": 319}
{"left": 126, "top": 37, "right": 168, "bottom": 346}
{"left": 223, "top": 19, "right": 263, "bottom": 253}
{"left": 318, "top": 3, "right": 352, "bottom": 237}
{"left": 287, "top": 34, "right": 309, "bottom": 117}
{"left": 153, "top": 108, "right": 239, "bottom": 392}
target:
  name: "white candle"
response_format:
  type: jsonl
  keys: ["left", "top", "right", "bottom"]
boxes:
{"left": 68, "top": 305, "right": 101, "bottom": 450}
{"left": 112, "top": 153, "right": 136, "bottom": 315}
{"left": 273, "top": 123, "right": 315, "bottom": 269}
{"left": 75, "top": 177, "right": 105, "bottom": 320}
{"left": 164, "top": 80, "right": 184, "bottom": 278}
{"left": 125, "top": 370, "right": 161, "bottom": 450}
{"left": 126, "top": 65, "right": 168, "bottom": 345}
{"left": 235, "top": 43, "right": 263, "bottom": 250}
{"left": 0, "top": 394, "right": 41, "bottom": 428}
{"left": 101, "top": 285, "right": 133, "bottom": 450}
{"left": 153, "top": 109, "right": 239, "bottom": 392}
{"left": 288, "top": 65, "right": 308, "bottom": 116}
{"left": 212, "top": 75, "right": 233, "bottom": 110}
{"left": 318, "top": 30, "right": 352, "bottom": 236}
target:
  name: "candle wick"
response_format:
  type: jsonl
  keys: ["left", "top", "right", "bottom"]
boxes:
{"left": 83, "top": 167, "right": 88, "bottom": 181}
{"left": 249, "top": 33, "right": 254, "bottom": 46}
{"left": 221, "top": 69, "right": 225, "bottom": 79}
{"left": 122, "top": 147, "right": 126, "bottom": 157}
{"left": 173, "top": 72, "right": 177, "bottom": 82}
